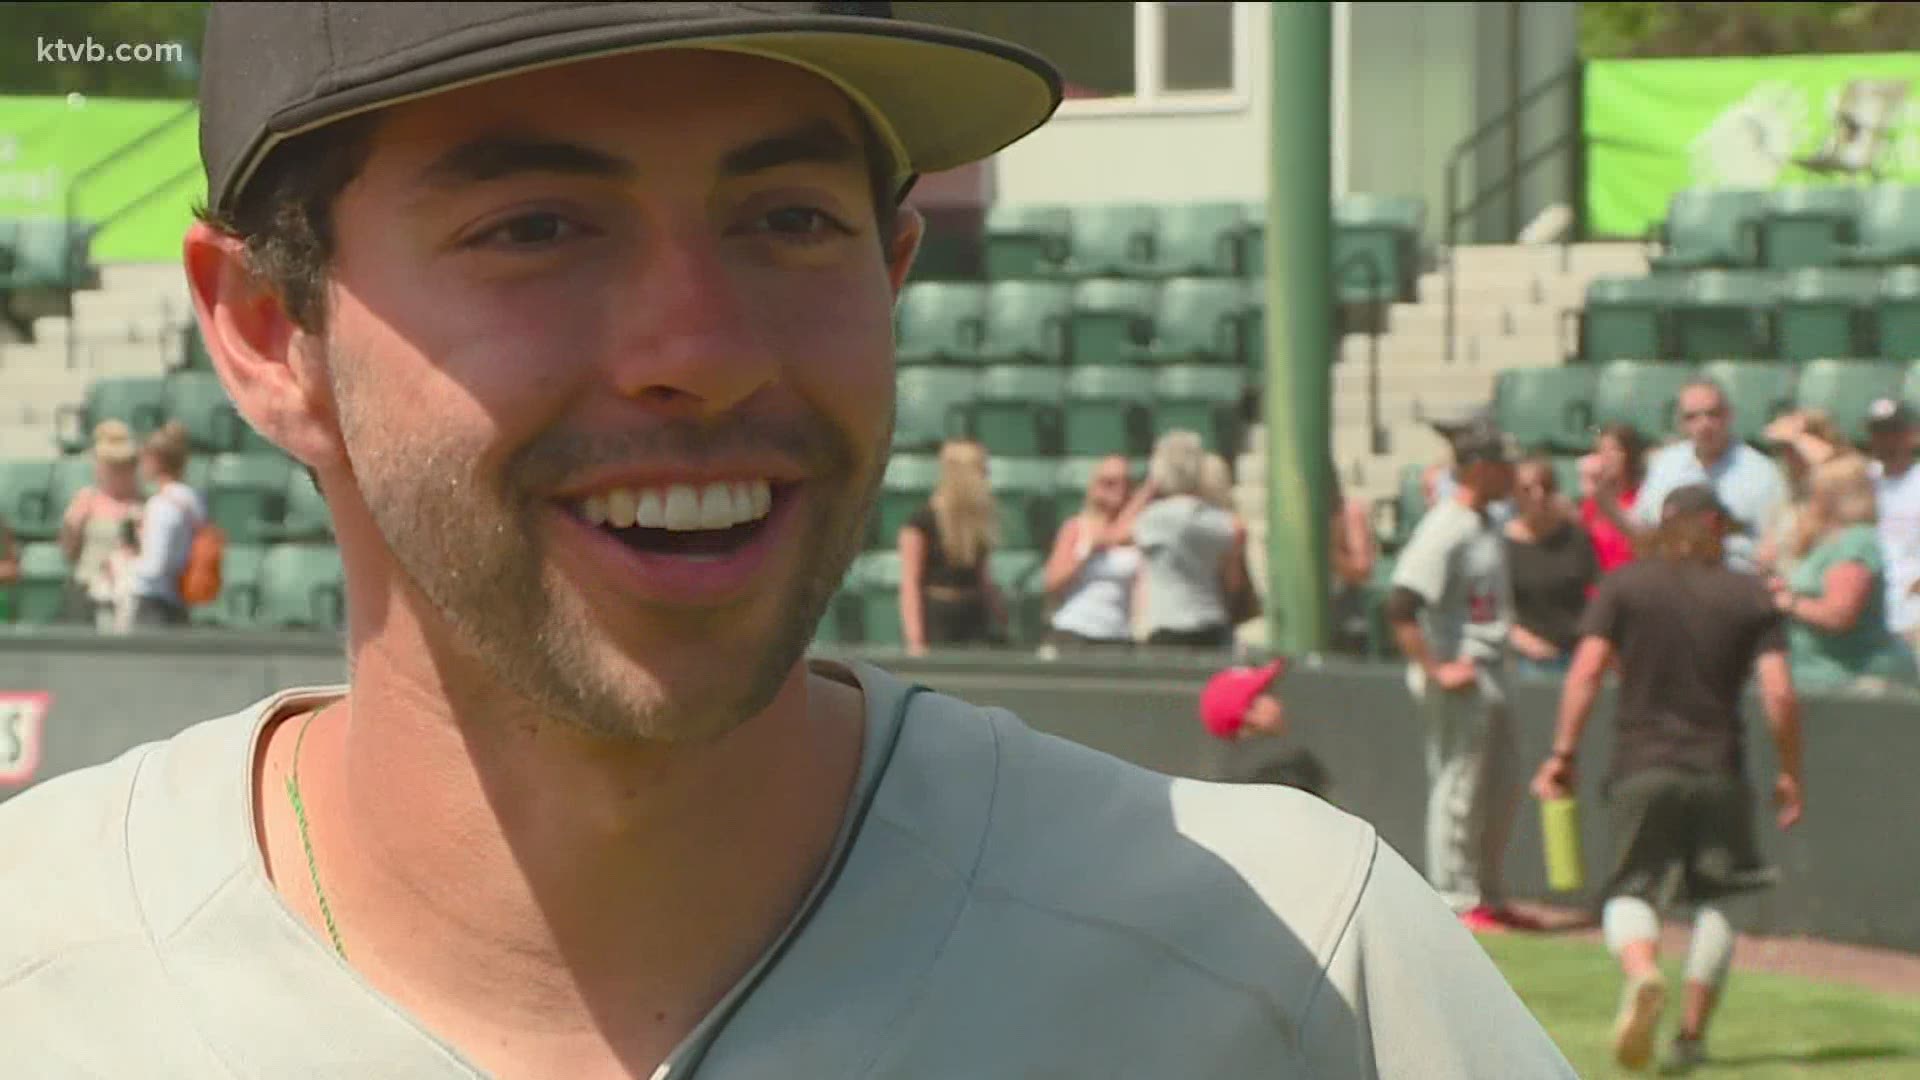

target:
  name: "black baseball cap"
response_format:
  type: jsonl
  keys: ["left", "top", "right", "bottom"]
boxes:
{"left": 1662, "top": 483, "right": 1746, "bottom": 531}
{"left": 1867, "top": 397, "right": 1913, "bottom": 433}
{"left": 197, "top": 2, "right": 1064, "bottom": 217}
{"left": 1431, "top": 415, "right": 1514, "bottom": 467}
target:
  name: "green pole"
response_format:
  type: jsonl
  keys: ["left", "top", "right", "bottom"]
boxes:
{"left": 1264, "top": 0, "right": 1334, "bottom": 657}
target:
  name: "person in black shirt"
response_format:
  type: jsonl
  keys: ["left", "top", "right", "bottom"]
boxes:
{"left": 1504, "top": 456, "right": 1600, "bottom": 679}
{"left": 898, "top": 438, "right": 1008, "bottom": 654}
{"left": 1531, "top": 485, "right": 1804, "bottom": 1075}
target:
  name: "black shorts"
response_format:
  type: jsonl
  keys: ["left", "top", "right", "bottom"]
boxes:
{"left": 1601, "top": 767, "right": 1777, "bottom": 909}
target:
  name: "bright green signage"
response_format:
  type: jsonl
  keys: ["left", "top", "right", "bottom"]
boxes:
{"left": 1586, "top": 53, "right": 1920, "bottom": 237}
{"left": 0, "top": 94, "right": 203, "bottom": 263}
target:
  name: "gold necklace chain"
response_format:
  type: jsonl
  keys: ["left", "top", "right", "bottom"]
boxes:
{"left": 285, "top": 706, "right": 348, "bottom": 961}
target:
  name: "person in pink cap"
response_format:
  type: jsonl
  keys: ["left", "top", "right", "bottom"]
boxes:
{"left": 1199, "top": 660, "right": 1288, "bottom": 740}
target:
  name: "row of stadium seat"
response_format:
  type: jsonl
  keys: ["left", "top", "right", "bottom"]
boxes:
{"left": 896, "top": 365, "right": 1246, "bottom": 460}
{"left": 2, "top": 540, "right": 343, "bottom": 631}
{"left": 977, "top": 196, "right": 1424, "bottom": 303}
{"left": 1493, "top": 357, "right": 1920, "bottom": 455}
{"left": 897, "top": 277, "right": 1262, "bottom": 371}
{"left": 815, "top": 549, "right": 1049, "bottom": 649}
{"left": 866, "top": 453, "right": 1145, "bottom": 556}
{"left": 1578, "top": 266, "right": 1920, "bottom": 365}
{"left": 0, "top": 217, "right": 100, "bottom": 292}
{"left": 0, "top": 451, "right": 332, "bottom": 546}
{"left": 54, "top": 368, "right": 273, "bottom": 457}
{"left": 1649, "top": 185, "right": 1920, "bottom": 274}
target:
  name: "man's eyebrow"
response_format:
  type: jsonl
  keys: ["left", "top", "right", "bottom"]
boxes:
{"left": 719, "top": 117, "right": 866, "bottom": 178}
{"left": 414, "top": 134, "right": 638, "bottom": 191}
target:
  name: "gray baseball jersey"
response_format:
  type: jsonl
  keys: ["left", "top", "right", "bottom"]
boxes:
{"left": 0, "top": 660, "right": 1572, "bottom": 1078}
{"left": 1390, "top": 498, "right": 1514, "bottom": 676}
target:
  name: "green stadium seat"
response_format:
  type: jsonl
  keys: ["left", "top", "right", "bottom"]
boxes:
{"left": 57, "top": 376, "right": 167, "bottom": 453}
{"left": 1370, "top": 463, "right": 1430, "bottom": 553}
{"left": 1153, "top": 366, "right": 1247, "bottom": 454}
{"left": 1760, "top": 186, "right": 1860, "bottom": 270}
{"left": 277, "top": 469, "right": 333, "bottom": 541}
{"left": 988, "top": 548, "right": 1046, "bottom": 644}
{"left": 1593, "top": 361, "right": 1699, "bottom": 441}
{"left": 894, "top": 281, "right": 986, "bottom": 367}
{"left": 1493, "top": 367, "right": 1595, "bottom": 453}
{"left": 1671, "top": 270, "right": 1776, "bottom": 362}
{"left": 1794, "top": 359, "right": 1907, "bottom": 445}
{"left": 1775, "top": 267, "right": 1877, "bottom": 364}
{"left": 961, "top": 365, "right": 1063, "bottom": 458}
{"left": 1063, "top": 204, "right": 1158, "bottom": 278}
{"left": 1333, "top": 194, "right": 1424, "bottom": 303}
{"left": 1901, "top": 361, "right": 1920, "bottom": 421}
{"left": 1700, "top": 360, "right": 1798, "bottom": 445}
{"left": 257, "top": 543, "right": 346, "bottom": 630}
{"left": 871, "top": 453, "right": 938, "bottom": 549}
{"left": 982, "top": 204, "right": 1070, "bottom": 280}
{"left": 1150, "top": 203, "right": 1245, "bottom": 278}
{"left": 0, "top": 218, "right": 98, "bottom": 291}
{"left": 1876, "top": 266, "right": 1920, "bottom": 360}
{"left": 1836, "top": 185, "right": 1920, "bottom": 267}
{"left": 10, "top": 543, "right": 69, "bottom": 625}
{"left": 989, "top": 456, "right": 1059, "bottom": 556}
{"left": 192, "top": 542, "right": 268, "bottom": 629}
{"left": 1063, "top": 366, "right": 1154, "bottom": 458}
{"left": 893, "top": 368, "right": 975, "bottom": 452}
{"left": 207, "top": 452, "right": 295, "bottom": 544}
{"left": 1648, "top": 188, "right": 1764, "bottom": 272}
{"left": 1576, "top": 276, "right": 1672, "bottom": 365}
{"left": 1236, "top": 202, "right": 1266, "bottom": 278}
{"left": 164, "top": 371, "right": 250, "bottom": 454}
{"left": 848, "top": 551, "right": 902, "bottom": 647}
{"left": 1144, "top": 278, "right": 1253, "bottom": 367}
{"left": 0, "top": 459, "right": 57, "bottom": 542}
{"left": 1067, "top": 279, "right": 1156, "bottom": 365}
{"left": 1550, "top": 456, "right": 1584, "bottom": 503}
{"left": 978, "top": 280, "right": 1072, "bottom": 366}
{"left": 49, "top": 454, "right": 95, "bottom": 516}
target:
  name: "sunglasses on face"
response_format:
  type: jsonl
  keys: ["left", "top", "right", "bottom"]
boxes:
{"left": 1682, "top": 407, "right": 1726, "bottom": 421}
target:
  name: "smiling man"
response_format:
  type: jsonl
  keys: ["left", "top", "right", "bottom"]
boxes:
{"left": 0, "top": 4, "right": 1574, "bottom": 1078}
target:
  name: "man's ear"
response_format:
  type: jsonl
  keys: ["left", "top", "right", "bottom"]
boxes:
{"left": 885, "top": 203, "right": 925, "bottom": 296}
{"left": 181, "top": 222, "right": 346, "bottom": 474}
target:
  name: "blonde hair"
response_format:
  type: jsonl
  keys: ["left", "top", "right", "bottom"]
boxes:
{"left": 1198, "top": 452, "right": 1233, "bottom": 510}
{"left": 1793, "top": 453, "right": 1878, "bottom": 558}
{"left": 142, "top": 421, "right": 190, "bottom": 477}
{"left": 932, "top": 438, "right": 997, "bottom": 568}
{"left": 1148, "top": 430, "right": 1206, "bottom": 497}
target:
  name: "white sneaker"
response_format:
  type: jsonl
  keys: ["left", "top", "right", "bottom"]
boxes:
{"left": 1611, "top": 970, "right": 1668, "bottom": 1072}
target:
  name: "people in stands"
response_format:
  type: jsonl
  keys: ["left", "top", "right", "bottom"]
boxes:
{"left": 1330, "top": 470, "right": 1379, "bottom": 657}
{"left": 1533, "top": 484, "right": 1802, "bottom": 1075}
{"left": 1769, "top": 455, "right": 1920, "bottom": 694}
{"left": 1200, "top": 451, "right": 1263, "bottom": 632}
{"left": 1385, "top": 416, "right": 1533, "bottom": 934}
{"left": 93, "top": 518, "right": 145, "bottom": 636}
{"left": 58, "top": 420, "right": 145, "bottom": 630}
{"left": 1580, "top": 423, "right": 1646, "bottom": 573}
{"left": 126, "top": 422, "right": 208, "bottom": 630}
{"left": 1754, "top": 408, "right": 1848, "bottom": 579}
{"left": 1504, "top": 456, "right": 1600, "bottom": 680}
{"left": 1128, "top": 430, "right": 1247, "bottom": 649}
{"left": 1864, "top": 399, "right": 1920, "bottom": 659}
{"left": 1042, "top": 454, "right": 1145, "bottom": 652}
{"left": 0, "top": 513, "right": 18, "bottom": 623}
{"left": 1633, "top": 379, "right": 1787, "bottom": 573}
{"left": 897, "top": 437, "right": 1007, "bottom": 656}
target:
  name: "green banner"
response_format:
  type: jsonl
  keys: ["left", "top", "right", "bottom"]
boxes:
{"left": 1585, "top": 53, "right": 1920, "bottom": 237}
{"left": 0, "top": 94, "right": 203, "bottom": 263}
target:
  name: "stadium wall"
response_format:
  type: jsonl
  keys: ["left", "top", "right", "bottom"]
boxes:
{"left": 0, "top": 633, "right": 1913, "bottom": 955}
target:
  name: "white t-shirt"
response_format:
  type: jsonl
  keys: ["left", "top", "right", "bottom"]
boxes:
{"left": 0, "top": 660, "right": 1574, "bottom": 1078}
{"left": 1873, "top": 460, "right": 1920, "bottom": 633}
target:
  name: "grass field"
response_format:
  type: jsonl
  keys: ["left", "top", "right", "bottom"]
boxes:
{"left": 1481, "top": 934, "right": 1920, "bottom": 1078}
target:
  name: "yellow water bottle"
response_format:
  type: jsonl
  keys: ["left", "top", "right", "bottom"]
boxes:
{"left": 1541, "top": 797, "right": 1585, "bottom": 893}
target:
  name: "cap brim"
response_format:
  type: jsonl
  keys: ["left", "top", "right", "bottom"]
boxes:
{"left": 221, "top": 15, "right": 1062, "bottom": 214}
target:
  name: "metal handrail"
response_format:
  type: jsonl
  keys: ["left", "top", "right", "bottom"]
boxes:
{"left": 60, "top": 100, "right": 197, "bottom": 369}
{"left": 1442, "top": 62, "right": 1586, "bottom": 369}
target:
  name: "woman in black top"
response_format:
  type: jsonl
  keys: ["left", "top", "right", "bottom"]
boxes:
{"left": 898, "top": 439, "right": 1007, "bottom": 655}
{"left": 1505, "top": 456, "right": 1600, "bottom": 679}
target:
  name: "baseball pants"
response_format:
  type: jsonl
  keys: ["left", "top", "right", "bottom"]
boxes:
{"left": 1412, "top": 674, "right": 1521, "bottom": 913}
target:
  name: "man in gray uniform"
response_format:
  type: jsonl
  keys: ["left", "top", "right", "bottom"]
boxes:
{"left": 1386, "top": 417, "right": 1529, "bottom": 934}
{"left": 0, "top": 4, "right": 1574, "bottom": 1077}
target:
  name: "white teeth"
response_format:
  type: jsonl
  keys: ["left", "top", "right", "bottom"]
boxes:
{"left": 580, "top": 479, "right": 777, "bottom": 531}
{"left": 582, "top": 494, "right": 608, "bottom": 526}
{"left": 663, "top": 485, "right": 701, "bottom": 531}
{"left": 635, "top": 488, "right": 665, "bottom": 529}
{"left": 605, "top": 489, "right": 638, "bottom": 529}
{"left": 697, "top": 482, "right": 736, "bottom": 529}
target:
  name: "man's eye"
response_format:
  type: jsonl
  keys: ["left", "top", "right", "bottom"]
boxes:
{"left": 472, "top": 212, "right": 582, "bottom": 248}
{"left": 760, "top": 206, "right": 850, "bottom": 238}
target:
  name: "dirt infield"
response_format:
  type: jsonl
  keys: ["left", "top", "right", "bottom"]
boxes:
{"left": 1510, "top": 904, "right": 1920, "bottom": 998}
